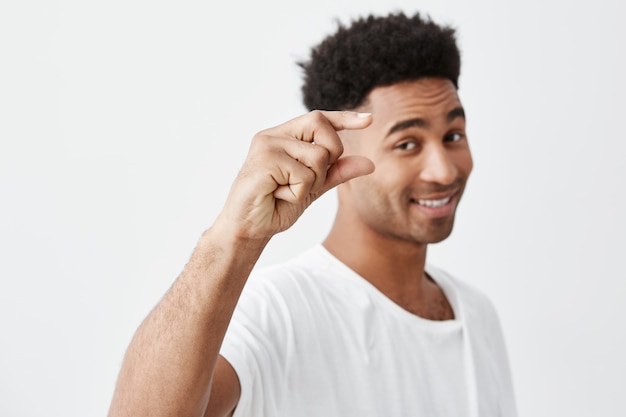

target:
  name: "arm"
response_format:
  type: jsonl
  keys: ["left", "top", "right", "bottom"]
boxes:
{"left": 107, "top": 111, "right": 374, "bottom": 417}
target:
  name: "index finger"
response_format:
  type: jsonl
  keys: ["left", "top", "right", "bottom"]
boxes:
{"left": 282, "top": 110, "right": 373, "bottom": 163}
{"left": 289, "top": 110, "right": 373, "bottom": 138}
{"left": 316, "top": 110, "right": 373, "bottom": 131}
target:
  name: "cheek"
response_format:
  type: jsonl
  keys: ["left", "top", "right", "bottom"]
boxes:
{"left": 454, "top": 149, "right": 473, "bottom": 177}
{"left": 465, "top": 152, "right": 474, "bottom": 176}
{"left": 365, "top": 160, "right": 413, "bottom": 193}
{"left": 350, "top": 165, "right": 389, "bottom": 195}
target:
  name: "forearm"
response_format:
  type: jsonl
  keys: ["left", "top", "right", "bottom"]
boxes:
{"left": 108, "top": 224, "right": 268, "bottom": 417}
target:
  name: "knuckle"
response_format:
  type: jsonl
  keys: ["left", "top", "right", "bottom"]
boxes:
{"left": 319, "top": 138, "right": 342, "bottom": 162}
{"left": 250, "top": 134, "right": 272, "bottom": 152}
{"left": 329, "top": 140, "right": 344, "bottom": 156}
{"left": 251, "top": 132, "right": 268, "bottom": 144}
{"left": 303, "top": 146, "right": 329, "bottom": 175}
{"left": 249, "top": 133, "right": 263, "bottom": 148}
{"left": 307, "top": 110, "right": 327, "bottom": 125}
{"left": 311, "top": 143, "right": 331, "bottom": 161}
{"left": 303, "top": 167, "right": 316, "bottom": 184}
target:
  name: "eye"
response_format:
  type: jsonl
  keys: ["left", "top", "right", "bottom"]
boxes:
{"left": 397, "top": 141, "right": 418, "bottom": 151}
{"left": 444, "top": 132, "right": 465, "bottom": 143}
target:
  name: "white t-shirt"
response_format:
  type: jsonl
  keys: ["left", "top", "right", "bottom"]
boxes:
{"left": 220, "top": 245, "right": 517, "bottom": 417}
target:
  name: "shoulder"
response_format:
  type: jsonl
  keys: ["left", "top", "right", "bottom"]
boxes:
{"left": 235, "top": 245, "right": 339, "bottom": 317}
{"left": 248, "top": 243, "right": 367, "bottom": 293}
{"left": 247, "top": 245, "right": 330, "bottom": 292}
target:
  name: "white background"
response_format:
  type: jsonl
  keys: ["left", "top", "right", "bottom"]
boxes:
{"left": 1, "top": 0, "right": 625, "bottom": 416}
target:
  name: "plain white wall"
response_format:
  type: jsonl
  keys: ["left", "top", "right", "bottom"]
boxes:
{"left": 1, "top": 0, "right": 624, "bottom": 415}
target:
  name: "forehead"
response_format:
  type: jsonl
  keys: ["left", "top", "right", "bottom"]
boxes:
{"left": 363, "top": 78, "right": 462, "bottom": 130}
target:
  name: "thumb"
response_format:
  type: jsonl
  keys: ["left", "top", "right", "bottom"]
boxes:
{"left": 322, "top": 156, "right": 375, "bottom": 193}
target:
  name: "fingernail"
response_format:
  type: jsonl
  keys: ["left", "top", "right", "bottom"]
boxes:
{"left": 356, "top": 112, "right": 372, "bottom": 118}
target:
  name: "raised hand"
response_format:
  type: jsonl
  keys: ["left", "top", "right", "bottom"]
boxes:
{"left": 216, "top": 110, "right": 374, "bottom": 241}
{"left": 108, "top": 111, "right": 374, "bottom": 417}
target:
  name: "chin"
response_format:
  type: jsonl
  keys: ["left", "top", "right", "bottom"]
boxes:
{"left": 414, "top": 223, "right": 455, "bottom": 244}
{"left": 423, "top": 233, "right": 452, "bottom": 244}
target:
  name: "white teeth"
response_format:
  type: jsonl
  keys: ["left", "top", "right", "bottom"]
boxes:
{"left": 416, "top": 197, "right": 451, "bottom": 207}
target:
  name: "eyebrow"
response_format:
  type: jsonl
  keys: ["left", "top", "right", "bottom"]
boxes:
{"left": 386, "top": 106, "right": 466, "bottom": 137}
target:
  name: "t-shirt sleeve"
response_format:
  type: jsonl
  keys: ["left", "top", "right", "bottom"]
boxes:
{"left": 434, "top": 267, "right": 518, "bottom": 416}
{"left": 485, "top": 300, "right": 518, "bottom": 417}
{"left": 469, "top": 286, "right": 519, "bottom": 417}
{"left": 219, "top": 272, "right": 292, "bottom": 417}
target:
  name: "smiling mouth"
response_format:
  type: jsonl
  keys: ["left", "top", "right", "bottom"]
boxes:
{"left": 413, "top": 196, "right": 452, "bottom": 207}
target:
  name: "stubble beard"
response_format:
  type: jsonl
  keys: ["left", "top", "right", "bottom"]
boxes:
{"left": 361, "top": 185, "right": 464, "bottom": 245}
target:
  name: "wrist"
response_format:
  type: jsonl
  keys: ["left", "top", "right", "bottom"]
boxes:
{"left": 201, "top": 216, "right": 271, "bottom": 260}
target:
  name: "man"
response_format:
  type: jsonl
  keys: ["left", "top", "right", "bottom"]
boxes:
{"left": 108, "top": 12, "right": 517, "bottom": 417}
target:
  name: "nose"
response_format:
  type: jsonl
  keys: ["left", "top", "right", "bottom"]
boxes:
{"left": 418, "top": 144, "right": 458, "bottom": 185}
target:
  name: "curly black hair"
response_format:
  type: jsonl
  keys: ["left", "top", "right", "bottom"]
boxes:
{"left": 299, "top": 12, "right": 461, "bottom": 111}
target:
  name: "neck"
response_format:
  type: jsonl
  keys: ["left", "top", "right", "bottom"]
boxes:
{"left": 323, "top": 211, "right": 431, "bottom": 311}
{"left": 324, "top": 219, "right": 454, "bottom": 321}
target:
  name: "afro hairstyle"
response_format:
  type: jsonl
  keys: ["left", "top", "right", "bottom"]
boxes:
{"left": 299, "top": 12, "right": 461, "bottom": 111}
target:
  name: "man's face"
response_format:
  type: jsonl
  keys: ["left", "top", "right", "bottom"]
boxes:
{"left": 339, "top": 77, "right": 473, "bottom": 244}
